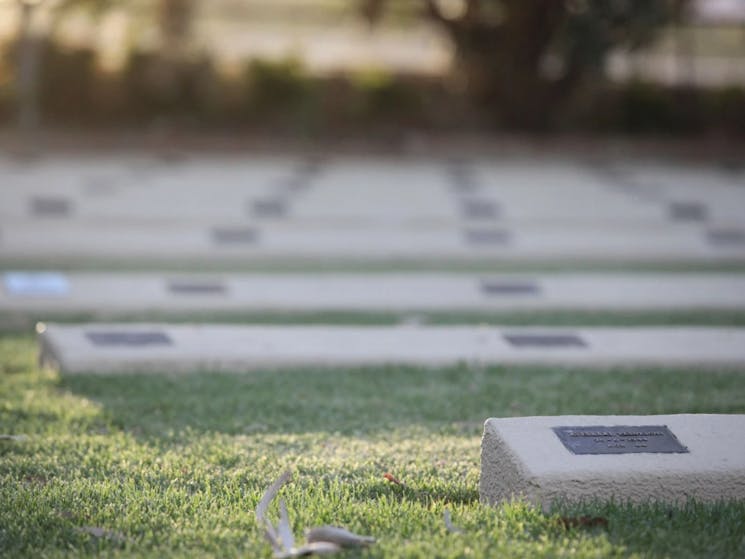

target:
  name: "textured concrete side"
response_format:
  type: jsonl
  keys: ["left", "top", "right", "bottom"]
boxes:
{"left": 480, "top": 415, "right": 745, "bottom": 508}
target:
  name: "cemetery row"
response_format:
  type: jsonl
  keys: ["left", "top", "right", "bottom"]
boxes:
{"left": 3, "top": 155, "right": 744, "bottom": 263}
{"left": 37, "top": 323, "right": 745, "bottom": 373}
{"left": 4, "top": 271, "right": 745, "bottom": 312}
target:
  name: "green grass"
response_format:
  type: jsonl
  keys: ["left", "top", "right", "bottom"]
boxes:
{"left": 4, "top": 257, "right": 745, "bottom": 274}
{"left": 5, "top": 308, "right": 745, "bottom": 335}
{"left": 2, "top": 333, "right": 745, "bottom": 558}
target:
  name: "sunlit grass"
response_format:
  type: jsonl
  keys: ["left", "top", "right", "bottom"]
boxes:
{"left": 2, "top": 333, "right": 745, "bottom": 558}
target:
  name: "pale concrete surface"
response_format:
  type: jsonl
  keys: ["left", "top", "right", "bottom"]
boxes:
{"left": 2, "top": 220, "right": 743, "bottom": 261}
{"left": 3, "top": 155, "right": 744, "bottom": 263}
{"left": 480, "top": 414, "right": 745, "bottom": 507}
{"left": 37, "top": 323, "right": 745, "bottom": 373}
{"left": 5, "top": 272, "right": 745, "bottom": 313}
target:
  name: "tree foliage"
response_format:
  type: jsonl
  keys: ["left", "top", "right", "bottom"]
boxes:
{"left": 361, "top": 0, "right": 685, "bottom": 128}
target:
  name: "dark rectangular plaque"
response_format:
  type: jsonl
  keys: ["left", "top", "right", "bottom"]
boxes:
{"left": 250, "top": 198, "right": 286, "bottom": 218}
{"left": 480, "top": 280, "right": 540, "bottom": 296}
{"left": 707, "top": 228, "right": 745, "bottom": 246}
{"left": 461, "top": 199, "right": 500, "bottom": 220}
{"left": 464, "top": 229, "right": 511, "bottom": 246}
{"left": 553, "top": 425, "right": 689, "bottom": 455}
{"left": 211, "top": 227, "right": 259, "bottom": 245}
{"left": 668, "top": 201, "right": 707, "bottom": 222}
{"left": 504, "top": 333, "right": 587, "bottom": 348}
{"left": 31, "top": 196, "right": 71, "bottom": 217}
{"left": 86, "top": 331, "right": 172, "bottom": 346}
{"left": 168, "top": 280, "right": 226, "bottom": 295}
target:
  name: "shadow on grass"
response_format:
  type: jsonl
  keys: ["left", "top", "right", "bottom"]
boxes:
{"left": 59, "top": 364, "right": 745, "bottom": 441}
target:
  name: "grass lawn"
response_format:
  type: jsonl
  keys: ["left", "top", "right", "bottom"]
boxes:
{"left": 2, "top": 332, "right": 745, "bottom": 558}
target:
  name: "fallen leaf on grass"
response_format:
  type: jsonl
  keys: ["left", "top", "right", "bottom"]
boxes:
{"left": 383, "top": 473, "right": 405, "bottom": 487}
{"left": 443, "top": 509, "right": 464, "bottom": 534}
{"left": 256, "top": 471, "right": 375, "bottom": 557}
{"left": 558, "top": 516, "right": 609, "bottom": 529}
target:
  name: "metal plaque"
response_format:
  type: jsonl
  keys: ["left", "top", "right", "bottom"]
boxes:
{"left": 211, "top": 227, "right": 259, "bottom": 245}
{"left": 464, "top": 229, "right": 511, "bottom": 246}
{"left": 553, "top": 425, "right": 689, "bottom": 455}
{"left": 480, "top": 279, "right": 540, "bottom": 296}
{"left": 461, "top": 199, "right": 500, "bottom": 220}
{"left": 31, "top": 196, "right": 71, "bottom": 217}
{"left": 86, "top": 331, "right": 173, "bottom": 346}
{"left": 668, "top": 201, "right": 707, "bottom": 222}
{"left": 168, "top": 280, "right": 226, "bottom": 295}
{"left": 504, "top": 333, "right": 586, "bottom": 348}
{"left": 251, "top": 198, "right": 286, "bottom": 218}
{"left": 707, "top": 228, "right": 745, "bottom": 246}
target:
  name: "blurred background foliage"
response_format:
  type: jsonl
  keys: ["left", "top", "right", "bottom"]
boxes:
{"left": 0, "top": 0, "right": 744, "bottom": 136}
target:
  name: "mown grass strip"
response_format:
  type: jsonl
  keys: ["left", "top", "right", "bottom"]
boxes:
{"left": 2, "top": 333, "right": 745, "bottom": 558}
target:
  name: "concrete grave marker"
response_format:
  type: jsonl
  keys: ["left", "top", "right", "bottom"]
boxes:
{"left": 503, "top": 333, "right": 587, "bottom": 348}
{"left": 480, "top": 279, "right": 540, "bottom": 296}
{"left": 211, "top": 227, "right": 259, "bottom": 245}
{"left": 480, "top": 414, "right": 745, "bottom": 507}
{"left": 4, "top": 272, "right": 69, "bottom": 297}
{"left": 86, "top": 331, "right": 172, "bottom": 346}
{"left": 30, "top": 196, "right": 71, "bottom": 217}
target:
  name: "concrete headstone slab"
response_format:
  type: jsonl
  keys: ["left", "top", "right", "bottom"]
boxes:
{"left": 480, "top": 414, "right": 745, "bottom": 507}
{"left": 37, "top": 323, "right": 745, "bottom": 374}
{"left": 5, "top": 273, "right": 745, "bottom": 312}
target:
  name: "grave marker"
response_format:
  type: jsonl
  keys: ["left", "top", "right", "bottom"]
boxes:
{"left": 480, "top": 414, "right": 745, "bottom": 507}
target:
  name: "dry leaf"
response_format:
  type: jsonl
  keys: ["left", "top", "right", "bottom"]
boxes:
{"left": 383, "top": 473, "right": 404, "bottom": 486}
{"left": 256, "top": 470, "right": 293, "bottom": 552}
{"left": 256, "top": 470, "right": 293, "bottom": 524}
{"left": 443, "top": 509, "right": 464, "bottom": 534}
{"left": 306, "top": 526, "right": 375, "bottom": 548}
{"left": 277, "top": 499, "right": 295, "bottom": 552}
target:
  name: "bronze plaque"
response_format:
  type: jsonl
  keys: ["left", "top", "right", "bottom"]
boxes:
{"left": 504, "top": 333, "right": 586, "bottom": 348}
{"left": 211, "top": 227, "right": 259, "bottom": 245}
{"left": 553, "top": 425, "right": 689, "bottom": 455}
{"left": 86, "top": 331, "right": 172, "bottom": 346}
{"left": 168, "top": 280, "right": 226, "bottom": 295}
